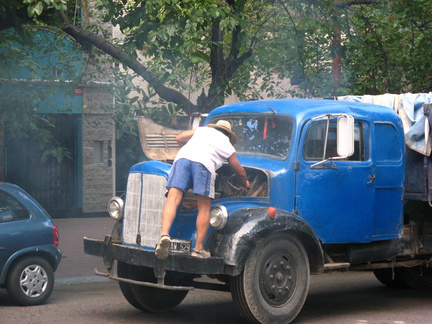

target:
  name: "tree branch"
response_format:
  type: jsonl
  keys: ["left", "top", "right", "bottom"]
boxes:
{"left": 333, "top": 1, "right": 376, "bottom": 7}
{"left": 59, "top": 11, "right": 197, "bottom": 113}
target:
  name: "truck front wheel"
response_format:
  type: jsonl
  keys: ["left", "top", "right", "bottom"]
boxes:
{"left": 117, "top": 261, "right": 189, "bottom": 312}
{"left": 230, "top": 233, "right": 310, "bottom": 324}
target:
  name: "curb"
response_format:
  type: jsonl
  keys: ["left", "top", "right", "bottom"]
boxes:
{"left": 55, "top": 275, "right": 110, "bottom": 285}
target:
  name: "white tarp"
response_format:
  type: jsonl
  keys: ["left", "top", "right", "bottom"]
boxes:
{"left": 338, "top": 93, "right": 432, "bottom": 156}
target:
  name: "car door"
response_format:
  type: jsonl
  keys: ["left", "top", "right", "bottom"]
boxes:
{"left": 295, "top": 117, "right": 376, "bottom": 244}
{"left": 0, "top": 188, "right": 30, "bottom": 274}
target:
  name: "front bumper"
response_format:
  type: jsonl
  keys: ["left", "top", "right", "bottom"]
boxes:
{"left": 83, "top": 235, "right": 227, "bottom": 276}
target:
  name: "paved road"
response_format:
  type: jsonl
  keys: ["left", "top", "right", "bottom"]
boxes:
{"left": 1, "top": 217, "right": 431, "bottom": 323}
{"left": 54, "top": 217, "right": 116, "bottom": 284}
{"left": 1, "top": 270, "right": 432, "bottom": 324}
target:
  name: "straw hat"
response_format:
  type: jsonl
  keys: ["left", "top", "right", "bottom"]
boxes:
{"left": 207, "top": 120, "right": 238, "bottom": 145}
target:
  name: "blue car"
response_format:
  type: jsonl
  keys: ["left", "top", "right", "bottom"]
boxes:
{"left": 0, "top": 182, "right": 62, "bottom": 306}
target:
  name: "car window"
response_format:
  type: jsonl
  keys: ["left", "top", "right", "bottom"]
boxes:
{"left": 0, "top": 189, "right": 30, "bottom": 223}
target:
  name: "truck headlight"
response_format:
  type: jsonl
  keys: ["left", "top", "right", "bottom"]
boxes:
{"left": 210, "top": 205, "right": 228, "bottom": 230}
{"left": 108, "top": 197, "right": 124, "bottom": 220}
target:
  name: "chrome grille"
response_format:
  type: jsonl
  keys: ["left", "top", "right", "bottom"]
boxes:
{"left": 123, "top": 173, "right": 167, "bottom": 248}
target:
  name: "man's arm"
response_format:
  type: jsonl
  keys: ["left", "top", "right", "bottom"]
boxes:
{"left": 176, "top": 129, "right": 195, "bottom": 147}
{"left": 227, "top": 153, "right": 251, "bottom": 189}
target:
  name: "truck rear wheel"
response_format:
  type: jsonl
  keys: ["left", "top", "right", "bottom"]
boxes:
{"left": 372, "top": 268, "right": 408, "bottom": 288}
{"left": 117, "top": 261, "right": 189, "bottom": 312}
{"left": 230, "top": 233, "right": 310, "bottom": 324}
{"left": 399, "top": 266, "right": 432, "bottom": 289}
{"left": 373, "top": 266, "right": 432, "bottom": 289}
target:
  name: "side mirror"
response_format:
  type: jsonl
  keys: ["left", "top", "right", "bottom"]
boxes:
{"left": 337, "top": 115, "right": 354, "bottom": 157}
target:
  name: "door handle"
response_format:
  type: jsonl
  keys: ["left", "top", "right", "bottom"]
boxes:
{"left": 367, "top": 174, "right": 376, "bottom": 184}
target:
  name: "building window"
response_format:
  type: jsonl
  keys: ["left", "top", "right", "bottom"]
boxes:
{"left": 93, "top": 141, "right": 104, "bottom": 163}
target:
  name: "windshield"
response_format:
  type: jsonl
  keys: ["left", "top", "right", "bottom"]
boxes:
{"left": 209, "top": 115, "right": 293, "bottom": 159}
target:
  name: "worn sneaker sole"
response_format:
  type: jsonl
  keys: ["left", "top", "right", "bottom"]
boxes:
{"left": 191, "top": 249, "right": 211, "bottom": 258}
{"left": 155, "top": 236, "right": 171, "bottom": 259}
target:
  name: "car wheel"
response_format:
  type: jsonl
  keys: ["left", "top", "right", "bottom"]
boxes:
{"left": 6, "top": 256, "right": 54, "bottom": 306}
{"left": 231, "top": 233, "right": 310, "bottom": 324}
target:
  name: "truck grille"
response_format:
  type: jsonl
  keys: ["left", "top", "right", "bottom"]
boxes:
{"left": 123, "top": 173, "right": 167, "bottom": 248}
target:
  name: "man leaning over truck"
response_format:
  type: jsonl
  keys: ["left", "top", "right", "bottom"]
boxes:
{"left": 155, "top": 120, "right": 251, "bottom": 259}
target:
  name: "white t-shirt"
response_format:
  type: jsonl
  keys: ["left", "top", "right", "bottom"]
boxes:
{"left": 174, "top": 126, "right": 235, "bottom": 175}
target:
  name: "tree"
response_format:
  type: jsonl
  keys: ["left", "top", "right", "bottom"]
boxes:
{"left": 3, "top": 0, "right": 432, "bottom": 133}
{"left": 0, "top": 0, "right": 80, "bottom": 163}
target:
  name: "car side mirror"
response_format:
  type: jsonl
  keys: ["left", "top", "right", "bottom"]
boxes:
{"left": 337, "top": 115, "right": 354, "bottom": 158}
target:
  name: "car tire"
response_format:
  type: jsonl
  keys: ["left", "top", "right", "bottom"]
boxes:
{"left": 6, "top": 256, "right": 54, "bottom": 306}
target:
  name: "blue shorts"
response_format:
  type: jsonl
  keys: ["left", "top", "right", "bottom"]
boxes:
{"left": 167, "top": 159, "right": 215, "bottom": 198}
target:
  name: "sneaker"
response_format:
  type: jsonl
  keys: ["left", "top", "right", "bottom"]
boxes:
{"left": 155, "top": 235, "right": 171, "bottom": 259}
{"left": 191, "top": 249, "right": 211, "bottom": 258}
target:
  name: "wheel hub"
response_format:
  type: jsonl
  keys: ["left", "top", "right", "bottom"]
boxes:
{"left": 20, "top": 265, "right": 48, "bottom": 297}
{"left": 260, "top": 253, "right": 296, "bottom": 306}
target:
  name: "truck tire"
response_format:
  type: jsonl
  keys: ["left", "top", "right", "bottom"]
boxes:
{"left": 230, "top": 233, "right": 310, "bottom": 324}
{"left": 117, "top": 261, "right": 147, "bottom": 311}
{"left": 399, "top": 266, "right": 432, "bottom": 289}
{"left": 372, "top": 268, "right": 408, "bottom": 288}
{"left": 6, "top": 256, "right": 54, "bottom": 306}
{"left": 117, "top": 261, "right": 189, "bottom": 312}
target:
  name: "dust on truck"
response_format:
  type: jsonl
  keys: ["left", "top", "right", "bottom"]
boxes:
{"left": 84, "top": 99, "right": 432, "bottom": 324}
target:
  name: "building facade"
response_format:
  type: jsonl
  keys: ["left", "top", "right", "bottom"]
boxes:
{"left": 1, "top": 26, "right": 115, "bottom": 218}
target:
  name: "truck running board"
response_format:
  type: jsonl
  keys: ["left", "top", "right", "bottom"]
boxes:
{"left": 323, "top": 262, "right": 350, "bottom": 272}
{"left": 94, "top": 268, "right": 194, "bottom": 291}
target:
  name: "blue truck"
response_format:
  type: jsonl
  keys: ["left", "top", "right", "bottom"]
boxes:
{"left": 84, "top": 98, "right": 432, "bottom": 324}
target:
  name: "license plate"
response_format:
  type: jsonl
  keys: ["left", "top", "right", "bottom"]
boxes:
{"left": 169, "top": 238, "right": 192, "bottom": 254}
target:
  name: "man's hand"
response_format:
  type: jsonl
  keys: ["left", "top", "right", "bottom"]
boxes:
{"left": 228, "top": 153, "right": 250, "bottom": 189}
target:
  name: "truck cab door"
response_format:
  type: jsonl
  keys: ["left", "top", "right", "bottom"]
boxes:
{"left": 371, "top": 122, "right": 404, "bottom": 240}
{"left": 295, "top": 116, "right": 375, "bottom": 244}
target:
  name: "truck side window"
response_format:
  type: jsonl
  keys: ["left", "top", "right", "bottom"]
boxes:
{"left": 304, "top": 120, "right": 366, "bottom": 161}
{"left": 0, "top": 190, "right": 30, "bottom": 222}
{"left": 375, "top": 123, "right": 402, "bottom": 161}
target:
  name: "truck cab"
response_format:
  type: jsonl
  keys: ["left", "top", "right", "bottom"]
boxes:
{"left": 84, "top": 99, "right": 431, "bottom": 324}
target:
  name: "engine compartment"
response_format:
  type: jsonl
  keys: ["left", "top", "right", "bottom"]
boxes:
{"left": 181, "top": 165, "right": 269, "bottom": 210}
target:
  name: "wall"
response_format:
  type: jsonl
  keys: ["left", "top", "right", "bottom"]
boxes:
{"left": 81, "top": 86, "right": 115, "bottom": 213}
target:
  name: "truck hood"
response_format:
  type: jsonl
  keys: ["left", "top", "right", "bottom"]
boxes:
{"left": 138, "top": 116, "right": 182, "bottom": 161}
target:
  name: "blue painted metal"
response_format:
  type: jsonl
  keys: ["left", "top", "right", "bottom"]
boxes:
{"left": 129, "top": 159, "right": 172, "bottom": 177}
{"left": 207, "top": 207, "right": 325, "bottom": 275}
{"left": 204, "top": 99, "right": 404, "bottom": 244}
{"left": 0, "top": 29, "right": 84, "bottom": 114}
{"left": 129, "top": 99, "right": 406, "bottom": 249}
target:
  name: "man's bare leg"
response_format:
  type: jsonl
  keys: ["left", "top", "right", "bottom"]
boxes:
{"left": 161, "top": 187, "right": 184, "bottom": 235}
{"left": 194, "top": 194, "right": 212, "bottom": 251}
{"left": 156, "top": 187, "right": 183, "bottom": 259}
